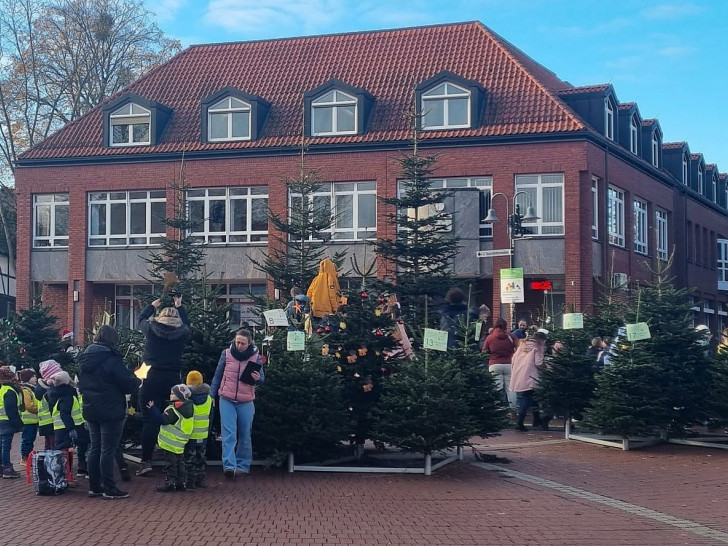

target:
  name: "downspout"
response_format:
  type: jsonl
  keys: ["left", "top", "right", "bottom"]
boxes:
{"left": 602, "top": 142, "right": 610, "bottom": 293}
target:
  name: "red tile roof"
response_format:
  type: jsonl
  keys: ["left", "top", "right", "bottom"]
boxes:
{"left": 663, "top": 141, "right": 688, "bottom": 150}
{"left": 20, "top": 21, "right": 586, "bottom": 161}
{"left": 556, "top": 83, "right": 612, "bottom": 96}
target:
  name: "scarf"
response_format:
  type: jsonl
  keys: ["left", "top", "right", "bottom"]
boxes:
{"left": 230, "top": 343, "right": 256, "bottom": 362}
{"left": 155, "top": 315, "right": 183, "bottom": 328}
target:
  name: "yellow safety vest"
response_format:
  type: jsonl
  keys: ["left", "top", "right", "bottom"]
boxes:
{"left": 20, "top": 387, "right": 39, "bottom": 425}
{"left": 0, "top": 384, "right": 22, "bottom": 421}
{"left": 52, "top": 394, "right": 84, "bottom": 430}
{"left": 158, "top": 405, "right": 194, "bottom": 454}
{"left": 190, "top": 395, "right": 212, "bottom": 440}
{"left": 38, "top": 395, "right": 53, "bottom": 427}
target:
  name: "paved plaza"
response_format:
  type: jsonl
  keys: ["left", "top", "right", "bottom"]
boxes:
{"left": 2, "top": 428, "right": 727, "bottom": 545}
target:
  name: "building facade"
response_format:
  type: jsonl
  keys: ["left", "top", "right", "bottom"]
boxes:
{"left": 14, "top": 22, "right": 728, "bottom": 341}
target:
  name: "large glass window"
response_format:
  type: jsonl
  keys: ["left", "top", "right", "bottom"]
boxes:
{"left": 89, "top": 191, "right": 166, "bottom": 246}
{"left": 514, "top": 174, "right": 564, "bottom": 236}
{"left": 215, "top": 283, "right": 266, "bottom": 329}
{"left": 208, "top": 96, "right": 251, "bottom": 141}
{"left": 291, "top": 182, "right": 376, "bottom": 241}
{"left": 656, "top": 209, "right": 668, "bottom": 262}
{"left": 110, "top": 103, "right": 150, "bottom": 146}
{"left": 188, "top": 186, "right": 268, "bottom": 244}
{"left": 311, "top": 90, "right": 357, "bottom": 136}
{"left": 633, "top": 198, "right": 648, "bottom": 255}
{"left": 608, "top": 186, "right": 625, "bottom": 247}
{"left": 33, "top": 194, "right": 69, "bottom": 248}
{"left": 421, "top": 82, "right": 470, "bottom": 130}
{"left": 115, "top": 284, "right": 153, "bottom": 329}
{"left": 719, "top": 239, "right": 728, "bottom": 291}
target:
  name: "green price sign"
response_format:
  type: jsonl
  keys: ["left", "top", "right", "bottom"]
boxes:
{"left": 562, "top": 313, "right": 584, "bottom": 330}
{"left": 287, "top": 330, "right": 306, "bottom": 351}
{"left": 423, "top": 328, "right": 448, "bottom": 352}
{"left": 626, "top": 322, "right": 651, "bottom": 341}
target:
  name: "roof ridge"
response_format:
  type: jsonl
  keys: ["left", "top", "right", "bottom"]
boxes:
{"left": 476, "top": 23, "right": 585, "bottom": 131}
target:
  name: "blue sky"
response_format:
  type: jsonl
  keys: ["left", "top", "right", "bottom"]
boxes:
{"left": 144, "top": 0, "right": 728, "bottom": 170}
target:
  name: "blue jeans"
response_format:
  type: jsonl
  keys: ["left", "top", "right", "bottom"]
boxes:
{"left": 0, "top": 432, "right": 13, "bottom": 466}
{"left": 86, "top": 419, "right": 124, "bottom": 492}
{"left": 219, "top": 397, "right": 255, "bottom": 473}
{"left": 21, "top": 424, "right": 38, "bottom": 458}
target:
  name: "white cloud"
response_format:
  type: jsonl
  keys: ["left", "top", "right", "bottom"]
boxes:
{"left": 145, "top": 0, "right": 189, "bottom": 23}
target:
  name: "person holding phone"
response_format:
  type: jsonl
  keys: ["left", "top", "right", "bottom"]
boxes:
{"left": 210, "top": 328, "right": 264, "bottom": 477}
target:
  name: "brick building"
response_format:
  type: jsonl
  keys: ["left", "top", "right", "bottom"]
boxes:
{"left": 14, "top": 22, "right": 728, "bottom": 341}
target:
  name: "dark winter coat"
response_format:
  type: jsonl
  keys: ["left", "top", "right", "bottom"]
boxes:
{"left": 50, "top": 383, "right": 81, "bottom": 431}
{"left": 483, "top": 328, "right": 518, "bottom": 364}
{"left": 148, "top": 398, "right": 195, "bottom": 426}
{"left": 138, "top": 305, "right": 190, "bottom": 371}
{"left": 78, "top": 342, "right": 140, "bottom": 422}
{"left": 438, "top": 302, "right": 477, "bottom": 348}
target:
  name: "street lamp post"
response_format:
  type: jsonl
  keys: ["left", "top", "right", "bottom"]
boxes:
{"left": 483, "top": 191, "right": 540, "bottom": 328}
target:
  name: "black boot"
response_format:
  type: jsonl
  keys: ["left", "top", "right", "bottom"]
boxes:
{"left": 515, "top": 414, "right": 527, "bottom": 432}
{"left": 532, "top": 411, "right": 542, "bottom": 428}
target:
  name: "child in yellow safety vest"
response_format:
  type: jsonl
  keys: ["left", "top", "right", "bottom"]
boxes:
{"left": 183, "top": 371, "right": 212, "bottom": 489}
{"left": 47, "top": 369, "right": 90, "bottom": 477}
{"left": 0, "top": 365, "right": 23, "bottom": 479}
{"left": 17, "top": 368, "right": 39, "bottom": 463}
{"left": 146, "top": 384, "right": 194, "bottom": 492}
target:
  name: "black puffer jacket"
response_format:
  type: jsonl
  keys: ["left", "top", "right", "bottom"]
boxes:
{"left": 78, "top": 343, "right": 140, "bottom": 422}
{"left": 138, "top": 305, "right": 191, "bottom": 371}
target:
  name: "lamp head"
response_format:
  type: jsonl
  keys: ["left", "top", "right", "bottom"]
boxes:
{"left": 522, "top": 205, "right": 540, "bottom": 221}
{"left": 482, "top": 208, "right": 499, "bottom": 223}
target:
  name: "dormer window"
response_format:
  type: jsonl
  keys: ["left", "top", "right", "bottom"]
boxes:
{"left": 201, "top": 87, "right": 270, "bottom": 143}
{"left": 208, "top": 97, "right": 251, "bottom": 141}
{"left": 697, "top": 166, "right": 704, "bottom": 194}
{"left": 421, "top": 82, "right": 470, "bottom": 129}
{"left": 311, "top": 90, "right": 357, "bottom": 136}
{"left": 682, "top": 153, "right": 689, "bottom": 184}
{"left": 605, "top": 99, "right": 614, "bottom": 141}
{"left": 711, "top": 173, "right": 717, "bottom": 202}
{"left": 651, "top": 133, "right": 660, "bottom": 167}
{"left": 110, "top": 103, "right": 150, "bottom": 146}
{"left": 629, "top": 114, "right": 639, "bottom": 154}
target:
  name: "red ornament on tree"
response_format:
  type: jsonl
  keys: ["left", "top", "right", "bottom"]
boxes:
{"left": 360, "top": 291, "right": 369, "bottom": 299}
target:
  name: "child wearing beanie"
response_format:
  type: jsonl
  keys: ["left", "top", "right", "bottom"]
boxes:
{"left": 35, "top": 360, "right": 62, "bottom": 450}
{"left": 146, "top": 383, "right": 194, "bottom": 492}
{"left": 17, "top": 368, "right": 39, "bottom": 463}
{"left": 47, "top": 369, "right": 90, "bottom": 477}
{"left": 183, "top": 370, "right": 212, "bottom": 489}
{"left": 0, "top": 365, "right": 23, "bottom": 478}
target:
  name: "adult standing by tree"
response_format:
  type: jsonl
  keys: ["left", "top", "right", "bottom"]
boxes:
{"left": 482, "top": 317, "right": 518, "bottom": 410}
{"left": 210, "top": 329, "right": 264, "bottom": 478}
{"left": 136, "top": 295, "right": 190, "bottom": 476}
{"left": 78, "top": 325, "right": 139, "bottom": 499}
{"left": 510, "top": 330, "right": 548, "bottom": 431}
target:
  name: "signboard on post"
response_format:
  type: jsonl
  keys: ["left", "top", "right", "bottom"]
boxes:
{"left": 476, "top": 249, "right": 513, "bottom": 258}
{"left": 500, "top": 268, "right": 524, "bottom": 303}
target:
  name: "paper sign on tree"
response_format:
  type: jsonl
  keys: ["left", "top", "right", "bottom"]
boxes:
{"left": 423, "top": 328, "right": 448, "bottom": 352}
{"left": 626, "top": 322, "right": 651, "bottom": 341}
{"left": 474, "top": 322, "right": 483, "bottom": 341}
{"left": 287, "top": 330, "right": 306, "bottom": 351}
{"left": 562, "top": 313, "right": 584, "bottom": 329}
{"left": 263, "top": 308, "right": 289, "bottom": 327}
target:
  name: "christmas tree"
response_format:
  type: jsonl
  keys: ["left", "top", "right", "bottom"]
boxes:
{"left": 2, "top": 306, "right": 73, "bottom": 371}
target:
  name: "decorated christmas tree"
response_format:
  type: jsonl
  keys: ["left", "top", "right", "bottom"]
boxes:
{"left": 1, "top": 306, "right": 73, "bottom": 371}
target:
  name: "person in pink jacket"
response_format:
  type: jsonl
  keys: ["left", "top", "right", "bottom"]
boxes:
{"left": 510, "top": 329, "right": 547, "bottom": 431}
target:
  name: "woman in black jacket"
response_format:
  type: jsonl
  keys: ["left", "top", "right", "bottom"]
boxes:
{"left": 136, "top": 296, "right": 190, "bottom": 476}
{"left": 78, "top": 325, "right": 140, "bottom": 499}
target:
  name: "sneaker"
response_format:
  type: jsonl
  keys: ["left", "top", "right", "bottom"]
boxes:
{"left": 234, "top": 470, "right": 249, "bottom": 477}
{"left": 119, "top": 467, "right": 132, "bottom": 482}
{"left": 156, "top": 482, "right": 176, "bottom": 493}
{"left": 224, "top": 468, "right": 235, "bottom": 478}
{"left": 88, "top": 490, "right": 104, "bottom": 498}
{"left": 102, "top": 487, "right": 129, "bottom": 499}
{"left": 77, "top": 469, "right": 89, "bottom": 479}
{"left": 135, "top": 461, "right": 153, "bottom": 476}
{"left": 2, "top": 466, "right": 20, "bottom": 479}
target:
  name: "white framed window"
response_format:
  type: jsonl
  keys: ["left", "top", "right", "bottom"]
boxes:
{"left": 33, "top": 194, "right": 69, "bottom": 248}
{"left": 208, "top": 96, "right": 251, "bottom": 141}
{"left": 422, "top": 82, "right": 470, "bottom": 130}
{"left": 651, "top": 133, "right": 660, "bottom": 167}
{"left": 291, "top": 182, "right": 376, "bottom": 241}
{"left": 591, "top": 178, "right": 599, "bottom": 239}
{"left": 697, "top": 166, "right": 704, "bottom": 194}
{"left": 718, "top": 239, "right": 728, "bottom": 291}
{"left": 115, "top": 284, "right": 153, "bottom": 329}
{"left": 215, "top": 283, "right": 266, "bottom": 328}
{"left": 89, "top": 191, "right": 166, "bottom": 246}
{"left": 608, "top": 186, "right": 625, "bottom": 247}
{"left": 514, "top": 174, "right": 564, "bottom": 236}
{"left": 110, "top": 103, "right": 150, "bottom": 146}
{"left": 311, "top": 90, "right": 357, "bottom": 136}
{"left": 630, "top": 115, "right": 639, "bottom": 154}
{"left": 682, "top": 153, "right": 689, "bottom": 185}
{"left": 188, "top": 186, "right": 268, "bottom": 244}
{"left": 656, "top": 209, "right": 668, "bottom": 262}
{"left": 711, "top": 174, "right": 717, "bottom": 202}
{"left": 633, "top": 198, "right": 648, "bottom": 255}
{"left": 605, "top": 98, "right": 614, "bottom": 141}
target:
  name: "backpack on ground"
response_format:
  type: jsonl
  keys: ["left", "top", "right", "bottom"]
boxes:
{"left": 26, "top": 449, "right": 72, "bottom": 496}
